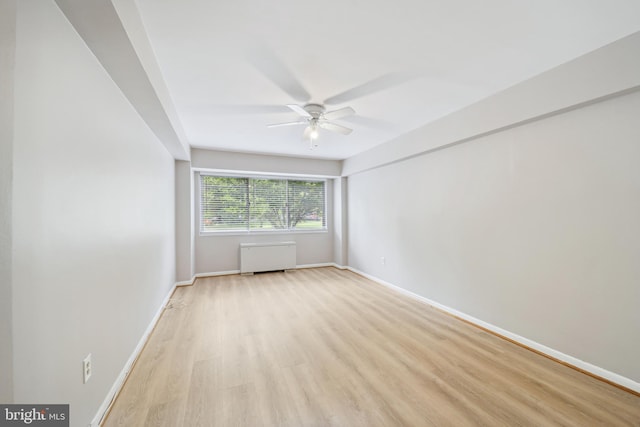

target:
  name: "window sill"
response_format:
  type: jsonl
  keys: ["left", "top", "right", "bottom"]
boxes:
{"left": 199, "top": 229, "right": 328, "bottom": 237}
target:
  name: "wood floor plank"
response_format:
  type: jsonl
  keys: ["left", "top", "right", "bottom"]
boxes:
{"left": 182, "top": 358, "right": 222, "bottom": 427}
{"left": 102, "top": 267, "right": 640, "bottom": 426}
{"left": 143, "top": 398, "right": 186, "bottom": 427}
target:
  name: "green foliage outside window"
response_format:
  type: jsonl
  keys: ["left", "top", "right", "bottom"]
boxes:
{"left": 201, "top": 175, "right": 326, "bottom": 232}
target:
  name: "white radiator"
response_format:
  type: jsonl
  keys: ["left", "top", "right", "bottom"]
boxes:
{"left": 240, "top": 241, "right": 296, "bottom": 274}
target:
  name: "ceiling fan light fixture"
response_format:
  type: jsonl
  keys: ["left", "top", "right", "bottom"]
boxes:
{"left": 270, "top": 103, "right": 354, "bottom": 147}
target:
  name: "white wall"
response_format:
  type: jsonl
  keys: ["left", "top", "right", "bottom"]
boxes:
{"left": 191, "top": 148, "right": 342, "bottom": 177}
{"left": 195, "top": 229, "right": 334, "bottom": 273}
{"left": 12, "top": 2, "right": 176, "bottom": 426}
{"left": 194, "top": 172, "right": 335, "bottom": 273}
{"left": 175, "top": 160, "right": 193, "bottom": 282}
{"left": 348, "top": 90, "right": 640, "bottom": 384}
{"left": 333, "top": 177, "right": 348, "bottom": 267}
{"left": 0, "top": 0, "right": 17, "bottom": 404}
{"left": 191, "top": 148, "right": 339, "bottom": 274}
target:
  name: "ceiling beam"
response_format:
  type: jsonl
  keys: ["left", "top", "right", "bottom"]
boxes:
{"left": 342, "top": 31, "right": 640, "bottom": 176}
{"left": 54, "top": 0, "right": 190, "bottom": 160}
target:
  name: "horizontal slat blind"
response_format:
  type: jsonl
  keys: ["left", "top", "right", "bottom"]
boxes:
{"left": 250, "top": 179, "right": 287, "bottom": 230}
{"left": 200, "top": 174, "right": 326, "bottom": 233}
{"left": 200, "top": 176, "right": 248, "bottom": 231}
{"left": 288, "top": 180, "right": 326, "bottom": 230}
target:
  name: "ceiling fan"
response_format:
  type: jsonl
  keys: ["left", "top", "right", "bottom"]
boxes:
{"left": 267, "top": 104, "right": 355, "bottom": 148}
{"left": 205, "top": 47, "right": 421, "bottom": 150}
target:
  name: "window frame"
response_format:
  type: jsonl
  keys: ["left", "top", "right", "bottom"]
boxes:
{"left": 198, "top": 172, "right": 328, "bottom": 236}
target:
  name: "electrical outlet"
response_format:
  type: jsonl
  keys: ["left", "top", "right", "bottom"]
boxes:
{"left": 381, "top": 256, "right": 386, "bottom": 265}
{"left": 83, "top": 353, "right": 92, "bottom": 384}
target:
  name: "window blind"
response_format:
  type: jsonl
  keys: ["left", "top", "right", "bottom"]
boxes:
{"left": 249, "top": 178, "right": 287, "bottom": 230}
{"left": 200, "top": 176, "right": 248, "bottom": 231}
{"left": 288, "top": 180, "right": 326, "bottom": 230}
{"left": 200, "top": 175, "right": 326, "bottom": 233}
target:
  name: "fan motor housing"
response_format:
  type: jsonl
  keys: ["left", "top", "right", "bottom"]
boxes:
{"left": 304, "top": 103, "right": 326, "bottom": 118}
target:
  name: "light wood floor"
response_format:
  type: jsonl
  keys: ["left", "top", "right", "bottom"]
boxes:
{"left": 102, "top": 267, "right": 640, "bottom": 426}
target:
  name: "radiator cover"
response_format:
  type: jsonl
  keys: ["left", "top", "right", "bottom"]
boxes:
{"left": 240, "top": 241, "right": 296, "bottom": 274}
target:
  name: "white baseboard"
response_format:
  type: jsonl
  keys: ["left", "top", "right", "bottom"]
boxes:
{"left": 298, "top": 263, "right": 348, "bottom": 270}
{"left": 195, "top": 270, "right": 240, "bottom": 278}
{"left": 177, "top": 265, "right": 347, "bottom": 284}
{"left": 90, "top": 284, "right": 176, "bottom": 427}
{"left": 175, "top": 279, "right": 194, "bottom": 287}
{"left": 296, "top": 262, "right": 336, "bottom": 269}
{"left": 175, "top": 270, "right": 241, "bottom": 286}
{"left": 346, "top": 267, "right": 640, "bottom": 394}
{"left": 96, "top": 263, "right": 638, "bottom": 426}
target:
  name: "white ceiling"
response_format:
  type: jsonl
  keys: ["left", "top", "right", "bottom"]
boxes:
{"left": 134, "top": 0, "right": 640, "bottom": 160}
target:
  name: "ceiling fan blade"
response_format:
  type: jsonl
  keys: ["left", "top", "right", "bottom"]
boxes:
{"left": 267, "top": 121, "right": 307, "bottom": 128}
{"left": 287, "top": 104, "right": 312, "bottom": 118}
{"left": 247, "top": 47, "right": 311, "bottom": 102}
{"left": 324, "top": 71, "right": 422, "bottom": 105}
{"left": 322, "top": 106, "right": 355, "bottom": 121}
{"left": 318, "top": 121, "right": 353, "bottom": 135}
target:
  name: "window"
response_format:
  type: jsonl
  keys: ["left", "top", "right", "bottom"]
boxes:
{"left": 200, "top": 174, "right": 326, "bottom": 233}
